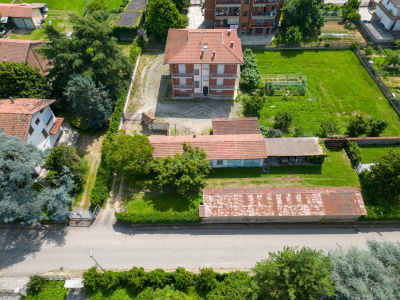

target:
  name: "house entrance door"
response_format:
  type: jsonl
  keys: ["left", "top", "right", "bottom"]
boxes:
{"left": 203, "top": 86, "right": 208, "bottom": 95}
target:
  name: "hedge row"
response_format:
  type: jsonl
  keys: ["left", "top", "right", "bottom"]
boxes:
{"left": 115, "top": 210, "right": 202, "bottom": 224}
{"left": 345, "top": 140, "right": 362, "bottom": 166}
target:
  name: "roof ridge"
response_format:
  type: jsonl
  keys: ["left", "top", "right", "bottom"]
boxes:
{"left": 165, "top": 29, "right": 189, "bottom": 64}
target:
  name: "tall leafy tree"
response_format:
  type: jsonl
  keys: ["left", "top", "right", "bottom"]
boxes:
{"left": 0, "top": 134, "right": 73, "bottom": 224}
{"left": 103, "top": 130, "right": 154, "bottom": 179}
{"left": 151, "top": 143, "right": 212, "bottom": 195}
{"left": 44, "top": 144, "right": 87, "bottom": 193}
{"left": 147, "top": 0, "right": 185, "bottom": 43}
{"left": 172, "top": 0, "right": 190, "bottom": 13}
{"left": 281, "top": 0, "right": 324, "bottom": 38}
{"left": 360, "top": 150, "right": 400, "bottom": 205}
{"left": 86, "top": 0, "right": 108, "bottom": 14}
{"left": 241, "top": 49, "right": 261, "bottom": 88}
{"left": 329, "top": 241, "right": 400, "bottom": 299}
{"left": 342, "top": 0, "right": 360, "bottom": 20}
{"left": 252, "top": 246, "right": 336, "bottom": 299}
{"left": 40, "top": 14, "right": 131, "bottom": 102}
{"left": 0, "top": 62, "right": 49, "bottom": 98}
{"left": 64, "top": 75, "right": 112, "bottom": 130}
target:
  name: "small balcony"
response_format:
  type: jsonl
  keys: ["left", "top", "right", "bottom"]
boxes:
{"left": 216, "top": 0, "right": 241, "bottom": 5}
{"left": 173, "top": 85, "right": 193, "bottom": 90}
{"left": 250, "top": 22, "right": 275, "bottom": 28}
{"left": 251, "top": 11, "right": 276, "bottom": 19}
{"left": 210, "top": 85, "right": 237, "bottom": 90}
{"left": 171, "top": 73, "right": 193, "bottom": 78}
{"left": 216, "top": 10, "right": 240, "bottom": 17}
{"left": 214, "top": 23, "right": 231, "bottom": 28}
{"left": 254, "top": 0, "right": 278, "bottom": 3}
{"left": 210, "top": 73, "right": 239, "bottom": 78}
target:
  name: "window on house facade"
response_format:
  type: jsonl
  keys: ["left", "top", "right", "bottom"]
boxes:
{"left": 43, "top": 110, "right": 53, "bottom": 126}
{"left": 29, "top": 126, "right": 34, "bottom": 135}
{"left": 216, "top": 90, "right": 223, "bottom": 93}
{"left": 195, "top": 69, "right": 199, "bottom": 75}
{"left": 243, "top": 11, "right": 248, "bottom": 16}
{"left": 242, "top": 22, "right": 247, "bottom": 28}
{"left": 203, "top": 64, "right": 209, "bottom": 70}
{"left": 40, "top": 109, "right": 44, "bottom": 114}
{"left": 35, "top": 118, "right": 40, "bottom": 125}
{"left": 41, "top": 128, "right": 48, "bottom": 139}
{"left": 244, "top": 0, "right": 249, "bottom": 4}
{"left": 203, "top": 75, "right": 209, "bottom": 81}
{"left": 216, "top": 160, "right": 223, "bottom": 165}
{"left": 195, "top": 81, "right": 200, "bottom": 88}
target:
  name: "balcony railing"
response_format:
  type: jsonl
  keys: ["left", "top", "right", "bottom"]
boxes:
{"left": 250, "top": 23, "right": 275, "bottom": 28}
{"left": 173, "top": 85, "right": 193, "bottom": 90}
{"left": 251, "top": 11, "right": 276, "bottom": 19}
{"left": 210, "top": 73, "right": 239, "bottom": 78}
{"left": 216, "top": 11, "right": 240, "bottom": 16}
{"left": 171, "top": 73, "right": 193, "bottom": 78}
{"left": 210, "top": 85, "right": 237, "bottom": 90}
{"left": 254, "top": 0, "right": 278, "bottom": 3}
{"left": 216, "top": 0, "right": 241, "bottom": 4}
{"left": 214, "top": 23, "right": 231, "bottom": 28}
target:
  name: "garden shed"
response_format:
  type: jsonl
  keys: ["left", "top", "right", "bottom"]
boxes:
{"left": 199, "top": 187, "right": 367, "bottom": 223}
{"left": 263, "top": 137, "right": 324, "bottom": 166}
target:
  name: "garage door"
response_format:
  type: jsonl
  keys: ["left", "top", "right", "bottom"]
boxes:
{"left": 24, "top": 18, "right": 35, "bottom": 29}
{"left": 255, "top": 28, "right": 263, "bottom": 35}
{"left": 13, "top": 18, "right": 26, "bottom": 28}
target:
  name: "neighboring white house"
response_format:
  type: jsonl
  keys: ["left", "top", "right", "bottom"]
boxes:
{"left": 0, "top": 98, "right": 63, "bottom": 150}
{"left": 374, "top": 0, "right": 400, "bottom": 31}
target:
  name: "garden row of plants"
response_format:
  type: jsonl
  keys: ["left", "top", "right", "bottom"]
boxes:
{"left": 115, "top": 210, "right": 201, "bottom": 224}
{"left": 26, "top": 241, "right": 400, "bottom": 300}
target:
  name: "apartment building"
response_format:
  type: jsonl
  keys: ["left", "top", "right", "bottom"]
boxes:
{"left": 163, "top": 29, "right": 243, "bottom": 98}
{"left": 374, "top": 0, "right": 400, "bottom": 31}
{"left": 204, "top": 0, "right": 284, "bottom": 35}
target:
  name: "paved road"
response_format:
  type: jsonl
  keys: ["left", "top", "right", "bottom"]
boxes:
{"left": 1, "top": 213, "right": 400, "bottom": 277}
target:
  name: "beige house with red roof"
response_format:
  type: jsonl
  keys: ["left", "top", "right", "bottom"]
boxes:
{"left": 0, "top": 3, "right": 45, "bottom": 29}
{"left": 0, "top": 98, "right": 63, "bottom": 151}
{"left": 163, "top": 28, "right": 243, "bottom": 98}
{"left": 0, "top": 39, "right": 48, "bottom": 75}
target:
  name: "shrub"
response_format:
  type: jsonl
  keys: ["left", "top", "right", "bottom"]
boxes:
{"left": 260, "top": 126, "right": 283, "bottom": 138}
{"left": 286, "top": 26, "right": 303, "bottom": 45}
{"left": 345, "top": 140, "right": 362, "bottom": 166}
{"left": 173, "top": 267, "right": 194, "bottom": 292}
{"left": 322, "top": 5, "right": 331, "bottom": 10}
{"left": 274, "top": 111, "right": 293, "bottom": 128}
{"left": 127, "top": 267, "right": 147, "bottom": 292}
{"left": 27, "top": 275, "right": 46, "bottom": 293}
{"left": 83, "top": 267, "right": 102, "bottom": 294}
{"left": 129, "top": 37, "right": 141, "bottom": 66}
{"left": 147, "top": 269, "right": 171, "bottom": 289}
{"left": 393, "top": 40, "right": 400, "bottom": 46}
{"left": 351, "top": 41, "right": 360, "bottom": 50}
{"left": 115, "top": 210, "right": 202, "bottom": 224}
{"left": 197, "top": 268, "right": 218, "bottom": 293}
{"left": 364, "top": 46, "right": 374, "bottom": 57}
{"left": 315, "top": 121, "right": 339, "bottom": 138}
{"left": 100, "top": 271, "right": 120, "bottom": 291}
{"left": 347, "top": 114, "right": 367, "bottom": 137}
{"left": 332, "top": 4, "right": 341, "bottom": 10}
{"left": 368, "top": 119, "right": 388, "bottom": 136}
{"left": 243, "top": 94, "right": 264, "bottom": 117}
{"left": 347, "top": 12, "right": 361, "bottom": 22}
{"left": 206, "top": 271, "right": 252, "bottom": 300}
{"left": 377, "top": 45, "right": 384, "bottom": 55}
{"left": 293, "top": 127, "right": 304, "bottom": 137}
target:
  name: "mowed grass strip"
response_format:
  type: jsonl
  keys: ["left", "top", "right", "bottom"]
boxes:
{"left": 206, "top": 150, "right": 360, "bottom": 189}
{"left": 13, "top": 0, "right": 86, "bottom": 12}
{"left": 360, "top": 144, "right": 400, "bottom": 163}
{"left": 254, "top": 50, "right": 400, "bottom": 136}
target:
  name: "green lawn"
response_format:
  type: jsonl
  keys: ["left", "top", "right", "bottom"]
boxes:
{"left": 254, "top": 50, "right": 400, "bottom": 137}
{"left": 13, "top": 0, "right": 85, "bottom": 12}
{"left": 25, "top": 281, "right": 68, "bottom": 300}
{"left": 206, "top": 150, "right": 360, "bottom": 189}
{"left": 360, "top": 144, "right": 400, "bottom": 163}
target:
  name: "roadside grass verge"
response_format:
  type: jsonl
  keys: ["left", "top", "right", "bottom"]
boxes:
{"left": 359, "top": 144, "right": 400, "bottom": 163}
{"left": 206, "top": 150, "right": 360, "bottom": 189}
{"left": 25, "top": 280, "right": 68, "bottom": 300}
{"left": 253, "top": 50, "right": 400, "bottom": 137}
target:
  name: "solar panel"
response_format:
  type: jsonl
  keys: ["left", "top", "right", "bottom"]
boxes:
{"left": 117, "top": 11, "right": 141, "bottom": 26}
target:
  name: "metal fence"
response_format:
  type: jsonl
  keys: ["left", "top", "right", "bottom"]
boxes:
{"left": 353, "top": 48, "right": 400, "bottom": 117}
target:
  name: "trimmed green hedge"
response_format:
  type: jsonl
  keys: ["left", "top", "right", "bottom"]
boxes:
{"left": 115, "top": 210, "right": 202, "bottom": 224}
{"left": 345, "top": 140, "right": 362, "bottom": 166}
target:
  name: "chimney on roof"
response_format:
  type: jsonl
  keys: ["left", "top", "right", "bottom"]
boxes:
{"left": 193, "top": 135, "right": 196, "bottom": 138}
{"left": 201, "top": 49, "right": 204, "bottom": 57}
{"left": 231, "top": 41, "right": 234, "bottom": 48}
{"left": 212, "top": 50, "right": 215, "bottom": 58}
{"left": 228, "top": 29, "right": 231, "bottom": 36}
{"left": 9, "top": 97, "right": 14, "bottom": 104}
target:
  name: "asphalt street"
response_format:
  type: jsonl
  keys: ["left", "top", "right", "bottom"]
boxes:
{"left": 1, "top": 216, "right": 400, "bottom": 277}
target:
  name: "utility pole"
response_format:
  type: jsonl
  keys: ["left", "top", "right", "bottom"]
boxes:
{"left": 90, "top": 252, "right": 105, "bottom": 273}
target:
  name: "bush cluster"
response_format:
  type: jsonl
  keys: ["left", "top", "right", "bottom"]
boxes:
{"left": 346, "top": 114, "right": 388, "bottom": 137}
{"left": 129, "top": 36, "right": 142, "bottom": 66}
{"left": 242, "top": 94, "right": 265, "bottom": 117}
{"left": 345, "top": 140, "right": 362, "bottom": 166}
{"left": 115, "top": 210, "right": 202, "bottom": 224}
{"left": 260, "top": 125, "right": 283, "bottom": 138}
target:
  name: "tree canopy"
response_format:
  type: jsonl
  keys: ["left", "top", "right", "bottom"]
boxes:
{"left": 103, "top": 131, "right": 154, "bottom": 179}
{"left": 0, "top": 134, "right": 73, "bottom": 224}
{"left": 281, "top": 0, "right": 324, "bottom": 38}
{"left": 86, "top": 0, "right": 108, "bottom": 14}
{"left": 147, "top": 0, "right": 185, "bottom": 43}
{"left": 151, "top": 143, "right": 212, "bottom": 195}
{"left": 64, "top": 75, "right": 112, "bottom": 130}
{"left": 342, "top": 0, "right": 360, "bottom": 20}
{"left": 241, "top": 49, "right": 261, "bottom": 88}
{"left": 172, "top": 0, "right": 190, "bottom": 12}
{"left": 40, "top": 14, "right": 131, "bottom": 102}
{"left": 252, "top": 246, "right": 336, "bottom": 299}
{"left": 44, "top": 144, "right": 87, "bottom": 193}
{"left": 0, "top": 62, "right": 49, "bottom": 99}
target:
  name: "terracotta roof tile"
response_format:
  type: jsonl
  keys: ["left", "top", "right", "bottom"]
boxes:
{"left": 148, "top": 134, "right": 267, "bottom": 160}
{"left": 0, "top": 39, "right": 44, "bottom": 63}
{"left": 212, "top": 118, "right": 260, "bottom": 135}
{"left": 0, "top": 98, "right": 55, "bottom": 141}
{"left": 142, "top": 113, "right": 156, "bottom": 126}
{"left": 201, "top": 187, "right": 367, "bottom": 218}
{"left": 163, "top": 29, "right": 243, "bottom": 65}
{"left": 49, "top": 117, "right": 63, "bottom": 135}
{"left": 0, "top": 3, "right": 44, "bottom": 18}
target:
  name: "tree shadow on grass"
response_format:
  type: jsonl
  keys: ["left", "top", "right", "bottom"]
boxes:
{"left": 279, "top": 50, "right": 305, "bottom": 58}
{"left": 140, "top": 191, "right": 202, "bottom": 212}
{"left": 0, "top": 226, "right": 67, "bottom": 271}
